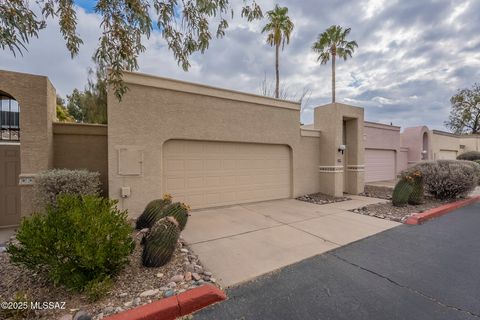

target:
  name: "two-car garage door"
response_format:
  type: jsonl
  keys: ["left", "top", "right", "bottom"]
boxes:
{"left": 163, "top": 140, "right": 291, "bottom": 209}
{"left": 365, "top": 149, "right": 396, "bottom": 183}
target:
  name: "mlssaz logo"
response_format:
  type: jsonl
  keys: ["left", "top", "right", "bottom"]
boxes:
{"left": 30, "top": 301, "right": 66, "bottom": 310}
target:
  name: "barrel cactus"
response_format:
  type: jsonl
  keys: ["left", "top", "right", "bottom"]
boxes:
{"left": 408, "top": 171, "right": 424, "bottom": 205}
{"left": 142, "top": 216, "right": 180, "bottom": 267}
{"left": 392, "top": 177, "right": 414, "bottom": 207}
{"left": 135, "top": 194, "right": 172, "bottom": 230}
{"left": 159, "top": 202, "right": 191, "bottom": 231}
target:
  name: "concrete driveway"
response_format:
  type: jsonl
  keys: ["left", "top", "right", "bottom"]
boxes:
{"left": 183, "top": 197, "right": 399, "bottom": 287}
{"left": 194, "top": 201, "right": 480, "bottom": 320}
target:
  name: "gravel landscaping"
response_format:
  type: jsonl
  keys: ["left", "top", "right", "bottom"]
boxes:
{"left": 0, "top": 227, "right": 215, "bottom": 320}
{"left": 353, "top": 185, "right": 449, "bottom": 222}
{"left": 359, "top": 185, "right": 393, "bottom": 200}
{"left": 296, "top": 193, "right": 351, "bottom": 205}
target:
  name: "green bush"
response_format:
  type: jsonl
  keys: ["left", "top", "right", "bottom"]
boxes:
{"left": 457, "top": 151, "right": 480, "bottom": 161}
{"left": 7, "top": 195, "right": 134, "bottom": 300}
{"left": 34, "top": 169, "right": 101, "bottom": 208}
{"left": 402, "top": 160, "right": 477, "bottom": 200}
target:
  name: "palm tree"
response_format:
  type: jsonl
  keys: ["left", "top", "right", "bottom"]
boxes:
{"left": 312, "top": 25, "right": 358, "bottom": 103}
{"left": 261, "top": 5, "right": 294, "bottom": 99}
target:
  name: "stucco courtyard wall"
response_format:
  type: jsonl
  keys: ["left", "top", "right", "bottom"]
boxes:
{"left": 108, "top": 71, "right": 322, "bottom": 216}
{"left": 0, "top": 70, "right": 56, "bottom": 217}
{"left": 53, "top": 123, "right": 108, "bottom": 195}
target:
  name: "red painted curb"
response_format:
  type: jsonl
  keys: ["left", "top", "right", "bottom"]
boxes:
{"left": 105, "top": 285, "right": 226, "bottom": 320}
{"left": 405, "top": 195, "right": 480, "bottom": 225}
{"left": 178, "top": 283, "right": 227, "bottom": 316}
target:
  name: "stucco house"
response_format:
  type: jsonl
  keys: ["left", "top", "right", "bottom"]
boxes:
{"left": 0, "top": 69, "right": 479, "bottom": 227}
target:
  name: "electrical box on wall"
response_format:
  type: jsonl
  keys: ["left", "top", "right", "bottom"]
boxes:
{"left": 117, "top": 146, "right": 144, "bottom": 176}
{"left": 121, "top": 186, "right": 131, "bottom": 198}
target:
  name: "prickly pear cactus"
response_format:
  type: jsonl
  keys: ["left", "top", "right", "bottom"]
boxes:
{"left": 142, "top": 216, "right": 180, "bottom": 267}
{"left": 159, "top": 202, "right": 191, "bottom": 231}
{"left": 408, "top": 171, "right": 424, "bottom": 205}
{"left": 135, "top": 194, "right": 173, "bottom": 230}
{"left": 392, "top": 177, "right": 414, "bottom": 207}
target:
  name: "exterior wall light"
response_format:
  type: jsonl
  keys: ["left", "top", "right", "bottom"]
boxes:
{"left": 338, "top": 144, "right": 346, "bottom": 154}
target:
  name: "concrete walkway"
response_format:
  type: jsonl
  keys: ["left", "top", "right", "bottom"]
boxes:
{"left": 183, "top": 196, "right": 399, "bottom": 287}
{"left": 0, "top": 227, "right": 15, "bottom": 245}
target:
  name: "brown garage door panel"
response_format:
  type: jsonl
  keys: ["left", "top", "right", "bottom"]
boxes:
{"left": 163, "top": 140, "right": 292, "bottom": 209}
{"left": 0, "top": 144, "right": 21, "bottom": 227}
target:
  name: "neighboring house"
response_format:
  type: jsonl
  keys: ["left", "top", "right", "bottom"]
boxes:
{"left": 363, "top": 123, "right": 480, "bottom": 182}
{"left": 0, "top": 68, "right": 479, "bottom": 227}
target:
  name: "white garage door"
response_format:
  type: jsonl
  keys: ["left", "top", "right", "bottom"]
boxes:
{"left": 163, "top": 140, "right": 291, "bottom": 209}
{"left": 437, "top": 150, "right": 457, "bottom": 160}
{"left": 365, "top": 149, "right": 396, "bottom": 183}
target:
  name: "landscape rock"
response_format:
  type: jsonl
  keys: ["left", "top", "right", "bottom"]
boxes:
{"left": 192, "top": 273, "right": 201, "bottom": 281}
{"left": 167, "top": 281, "right": 177, "bottom": 288}
{"left": 164, "top": 290, "right": 175, "bottom": 297}
{"left": 139, "top": 289, "right": 159, "bottom": 297}
{"left": 59, "top": 314, "right": 73, "bottom": 320}
{"left": 180, "top": 248, "right": 189, "bottom": 253}
{"left": 73, "top": 311, "right": 92, "bottom": 320}
{"left": 170, "top": 274, "right": 184, "bottom": 282}
{"left": 184, "top": 271, "right": 192, "bottom": 281}
{"left": 203, "top": 271, "right": 213, "bottom": 277}
{"left": 102, "top": 306, "right": 115, "bottom": 314}
{"left": 156, "top": 272, "right": 164, "bottom": 278}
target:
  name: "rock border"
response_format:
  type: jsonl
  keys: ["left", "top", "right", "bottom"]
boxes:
{"left": 104, "top": 285, "right": 226, "bottom": 320}
{"left": 405, "top": 196, "right": 480, "bottom": 225}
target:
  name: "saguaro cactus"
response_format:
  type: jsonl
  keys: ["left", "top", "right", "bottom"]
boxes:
{"left": 142, "top": 216, "right": 180, "bottom": 267}
{"left": 135, "top": 194, "right": 173, "bottom": 230}
{"left": 392, "top": 177, "right": 414, "bottom": 207}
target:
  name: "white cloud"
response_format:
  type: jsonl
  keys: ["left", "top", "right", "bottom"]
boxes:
{"left": 0, "top": 0, "right": 478, "bottom": 131}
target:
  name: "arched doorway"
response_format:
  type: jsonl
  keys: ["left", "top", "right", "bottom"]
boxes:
{"left": 422, "top": 132, "right": 429, "bottom": 160}
{"left": 1, "top": 92, "right": 20, "bottom": 141}
{"left": 0, "top": 92, "right": 21, "bottom": 227}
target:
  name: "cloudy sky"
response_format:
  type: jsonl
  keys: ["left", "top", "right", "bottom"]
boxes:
{"left": 1, "top": 0, "right": 479, "bottom": 129}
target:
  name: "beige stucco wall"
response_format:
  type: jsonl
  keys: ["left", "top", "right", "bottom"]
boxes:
{"left": 431, "top": 130, "right": 462, "bottom": 159}
{"left": 108, "top": 71, "right": 322, "bottom": 216}
{"left": 364, "top": 121, "right": 405, "bottom": 174}
{"left": 53, "top": 123, "right": 108, "bottom": 195}
{"left": 314, "top": 103, "right": 364, "bottom": 197}
{"left": 460, "top": 135, "right": 480, "bottom": 152}
{"left": 0, "top": 70, "right": 56, "bottom": 216}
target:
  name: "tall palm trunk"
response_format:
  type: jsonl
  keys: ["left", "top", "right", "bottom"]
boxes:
{"left": 275, "top": 43, "right": 280, "bottom": 99}
{"left": 275, "top": 44, "right": 280, "bottom": 99}
{"left": 331, "top": 53, "right": 336, "bottom": 103}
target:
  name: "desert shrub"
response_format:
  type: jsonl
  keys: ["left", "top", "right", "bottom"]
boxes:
{"left": 460, "top": 160, "right": 480, "bottom": 186}
{"left": 34, "top": 169, "right": 101, "bottom": 207}
{"left": 7, "top": 195, "right": 134, "bottom": 300}
{"left": 402, "top": 160, "right": 477, "bottom": 199}
{"left": 457, "top": 151, "right": 480, "bottom": 161}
